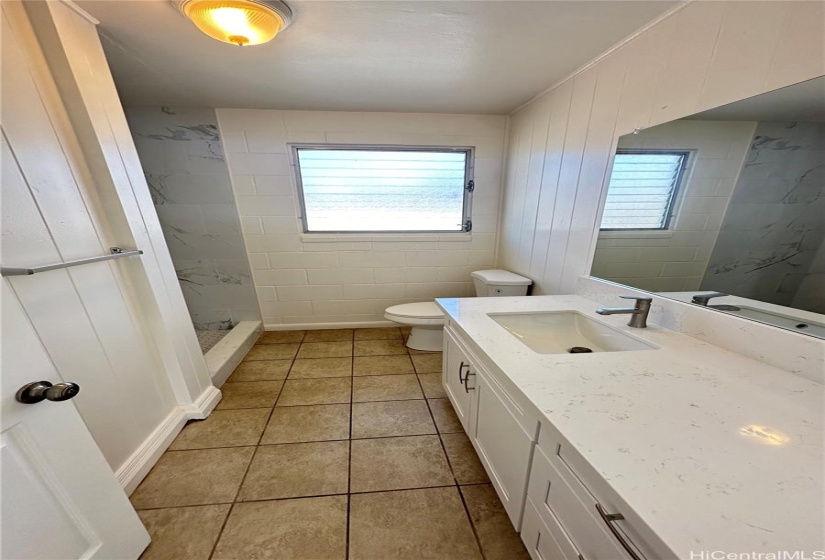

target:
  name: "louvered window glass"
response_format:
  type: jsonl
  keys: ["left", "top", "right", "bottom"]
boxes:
{"left": 293, "top": 146, "right": 473, "bottom": 233}
{"left": 600, "top": 150, "right": 689, "bottom": 230}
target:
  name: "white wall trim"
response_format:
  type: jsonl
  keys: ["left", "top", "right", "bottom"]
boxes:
{"left": 58, "top": 0, "right": 99, "bottom": 25}
{"left": 115, "top": 384, "right": 222, "bottom": 494}
{"left": 115, "top": 407, "right": 188, "bottom": 495}
{"left": 597, "top": 231, "right": 674, "bottom": 240}
{"left": 181, "top": 385, "right": 222, "bottom": 419}
{"left": 493, "top": 115, "right": 512, "bottom": 269}
{"left": 266, "top": 320, "right": 399, "bottom": 331}
{"left": 508, "top": 2, "right": 690, "bottom": 116}
{"left": 300, "top": 234, "right": 471, "bottom": 243}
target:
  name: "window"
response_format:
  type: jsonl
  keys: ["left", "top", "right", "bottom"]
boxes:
{"left": 600, "top": 150, "right": 689, "bottom": 230}
{"left": 292, "top": 145, "right": 473, "bottom": 233}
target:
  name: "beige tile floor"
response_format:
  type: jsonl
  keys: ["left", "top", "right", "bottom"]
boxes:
{"left": 132, "top": 327, "right": 530, "bottom": 560}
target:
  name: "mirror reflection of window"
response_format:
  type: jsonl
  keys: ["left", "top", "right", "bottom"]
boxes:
{"left": 591, "top": 76, "right": 825, "bottom": 339}
{"left": 600, "top": 151, "right": 689, "bottom": 231}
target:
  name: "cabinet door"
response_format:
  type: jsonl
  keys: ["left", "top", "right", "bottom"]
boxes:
{"left": 521, "top": 498, "right": 582, "bottom": 560}
{"left": 442, "top": 327, "right": 474, "bottom": 433}
{"left": 471, "top": 370, "right": 534, "bottom": 529}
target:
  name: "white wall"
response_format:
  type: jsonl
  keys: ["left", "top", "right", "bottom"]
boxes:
{"left": 498, "top": 1, "right": 825, "bottom": 295}
{"left": 21, "top": 0, "right": 220, "bottom": 492}
{"left": 591, "top": 119, "right": 756, "bottom": 292}
{"left": 216, "top": 110, "right": 506, "bottom": 328}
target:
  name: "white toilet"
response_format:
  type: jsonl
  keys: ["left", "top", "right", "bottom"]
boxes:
{"left": 384, "top": 269, "right": 532, "bottom": 351}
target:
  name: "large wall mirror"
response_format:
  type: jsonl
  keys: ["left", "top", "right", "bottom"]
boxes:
{"left": 591, "top": 76, "right": 825, "bottom": 339}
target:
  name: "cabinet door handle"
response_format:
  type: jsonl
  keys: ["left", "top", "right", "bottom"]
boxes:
{"left": 463, "top": 372, "right": 475, "bottom": 392}
{"left": 458, "top": 361, "right": 469, "bottom": 383}
{"left": 595, "top": 503, "right": 642, "bottom": 560}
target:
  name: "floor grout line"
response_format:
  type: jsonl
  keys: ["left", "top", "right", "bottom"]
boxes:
{"left": 345, "top": 333, "right": 355, "bottom": 560}
{"left": 457, "top": 482, "right": 487, "bottom": 560}
{"left": 163, "top": 424, "right": 466, "bottom": 453}
{"left": 204, "top": 501, "right": 234, "bottom": 560}
{"left": 131, "top": 481, "right": 495, "bottom": 512}
{"left": 205, "top": 335, "right": 301, "bottom": 560}
{"left": 415, "top": 343, "right": 488, "bottom": 559}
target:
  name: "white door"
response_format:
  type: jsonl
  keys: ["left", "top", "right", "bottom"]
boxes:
{"left": 1, "top": 0, "right": 178, "bottom": 476}
{"left": 1, "top": 281, "right": 150, "bottom": 559}
{"left": 1, "top": 2, "right": 163, "bottom": 558}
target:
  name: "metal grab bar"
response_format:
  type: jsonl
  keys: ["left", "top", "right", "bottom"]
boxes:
{"left": 1, "top": 247, "right": 143, "bottom": 277}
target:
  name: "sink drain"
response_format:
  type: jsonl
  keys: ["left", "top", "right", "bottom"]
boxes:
{"left": 568, "top": 346, "right": 593, "bottom": 354}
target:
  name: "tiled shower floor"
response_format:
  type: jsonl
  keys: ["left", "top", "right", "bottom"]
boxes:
{"left": 131, "top": 327, "right": 530, "bottom": 560}
{"left": 196, "top": 330, "right": 229, "bottom": 354}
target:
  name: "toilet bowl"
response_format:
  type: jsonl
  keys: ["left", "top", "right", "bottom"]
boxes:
{"left": 383, "top": 301, "right": 444, "bottom": 351}
{"left": 384, "top": 269, "right": 532, "bottom": 351}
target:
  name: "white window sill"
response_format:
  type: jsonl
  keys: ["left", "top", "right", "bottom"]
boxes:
{"left": 598, "top": 230, "right": 673, "bottom": 240}
{"left": 300, "top": 233, "right": 472, "bottom": 243}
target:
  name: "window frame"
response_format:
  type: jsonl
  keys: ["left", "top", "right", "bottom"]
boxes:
{"left": 599, "top": 148, "right": 691, "bottom": 232}
{"left": 290, "top": 143, "right": 475, "bottom": 234}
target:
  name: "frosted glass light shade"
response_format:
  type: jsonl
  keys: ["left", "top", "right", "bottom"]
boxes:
{"left": 180, "top": 0, "right": 291, "bottom": 46}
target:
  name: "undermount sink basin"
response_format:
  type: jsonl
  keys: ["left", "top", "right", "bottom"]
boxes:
{"left": 488, "top": 311, "right": 657, "bottom": 354}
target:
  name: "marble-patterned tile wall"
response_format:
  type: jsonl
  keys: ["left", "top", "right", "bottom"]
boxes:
{"left": 702, "top": 121, "right": 825, "bottom": 312}
{"left": 125, "top": 106, "right": 260, "bottom": 330}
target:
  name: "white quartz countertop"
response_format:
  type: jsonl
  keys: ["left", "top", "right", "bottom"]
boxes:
{"left": 436, "top": 295, "right": 824, "bottom": 558}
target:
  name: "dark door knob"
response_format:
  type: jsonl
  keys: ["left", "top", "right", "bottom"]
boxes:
{"left": 16, "top": 381, "right": 80, "bottom": 404}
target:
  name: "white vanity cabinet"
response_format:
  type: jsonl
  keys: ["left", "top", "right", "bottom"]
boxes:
{"left": 443, "top": 324, "right": 539, "bottom": 529}
{"left": 441, "top": 322, "right": 669, "bottom": 560}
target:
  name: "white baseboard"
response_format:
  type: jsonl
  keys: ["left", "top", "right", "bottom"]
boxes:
{"left": 265, "top": 320, "right": 399, "bottom": 330}
{"left": 207, "top": 320, "right": 262, "bottom": 387}
{"left": 116, "top": 406, "right": 188, "bottom": 495}
{"left": 182, "top": 385, "right": 222, "bottom": 420}
{"left": 116, "top": 385, "right": 223, "bottom": 494}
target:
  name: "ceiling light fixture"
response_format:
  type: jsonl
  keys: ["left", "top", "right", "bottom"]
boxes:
{"left": 178, "top": 0, "right": 292, "bottom": 46}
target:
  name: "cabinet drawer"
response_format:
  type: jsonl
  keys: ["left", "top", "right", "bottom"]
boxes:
{"left": 528, "top": 447, "right": 638, "bottom": 560}
{"left": 521, "top": 497, "right": 581, "bottom": 560}
{"left": 538, "top": 423, "right": 666, "bottom": 558}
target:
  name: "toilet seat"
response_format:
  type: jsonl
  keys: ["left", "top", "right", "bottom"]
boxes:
{"left": 384, "top": 302, "right": 444, "bottom": 326}
{"left": 385, "top": 302, "right": 444, "bottom": 350}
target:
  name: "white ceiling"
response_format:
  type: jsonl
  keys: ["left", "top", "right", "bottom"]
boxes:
{"left": 77, "top": 0, "right": 677, "bottom": 114}
{"left": 688, "top": 77, "right": 825, "bottom": 122}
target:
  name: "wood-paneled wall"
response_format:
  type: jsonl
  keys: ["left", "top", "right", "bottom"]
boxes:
{"left": 498, "top": 1, "right": 825, "bottom": 295}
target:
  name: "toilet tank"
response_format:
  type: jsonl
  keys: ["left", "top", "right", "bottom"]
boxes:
{"left": 471, "top": 269, "right": 532, "bottom": 297}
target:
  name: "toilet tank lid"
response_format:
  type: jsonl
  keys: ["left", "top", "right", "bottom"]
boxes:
{"left": 471, "top": 269, "right": 533, "bottom": 286}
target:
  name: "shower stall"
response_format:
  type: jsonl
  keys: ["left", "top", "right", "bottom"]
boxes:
{"left": 126, "top": 106, "right": 261, "bottom": 369}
